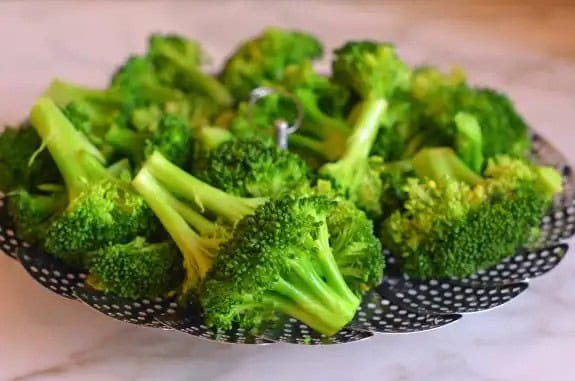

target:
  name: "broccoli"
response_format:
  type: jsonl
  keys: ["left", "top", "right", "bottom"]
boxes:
{"left": 453, "top": 112, "right": 484, "bottom": 173}
{"left": 319, "top": 41, "right": 411, "bottom": 217}
{"left": 408, "top": 66, "right": 530, "bottom": 160}
{"left": 7, "top": 189, "right": 66, "bottom": 244}
{"left": 0, "top": 125, "right": 61, "bottom": 193}
{"left": 148, "top": 34, "right": 233, "bottom": 107}
{"left": 200, "top": 195, "right": 383, "bottom": 336}
{"left": 279, "top": 61, "right": 351, "bottom": 163}
{"left": 380, "top": 155, "right": 563, "bottom": 279}
{"left": 28, "top": 98, "right": 158, "bottom": 266}
{"left": 104, "top": 113, "right": 192, "bottom": 168}
{"left": 85, "top": 237, "right": 185, "bottom": 299}
{"left": 192, "top": 137, "right": 311, "bottom": 198}
{"left": 220, "top": 27, "right": 323, "bottom": 100}
{"left": 110, "top": 55, "right": 185, "bottom": 106}
{"left": 132, "top": 151, "right": 266, "bottom": 295}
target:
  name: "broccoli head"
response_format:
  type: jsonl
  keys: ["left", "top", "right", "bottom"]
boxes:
{"left": 85, "top": 237, "right": 185, "bottom": 299}
{"left": 0, "top": 125, "right": 61, "bottom": 194}
{"left": 201, "top": 195, "right": 383, "bottom": 336}
{"left": 220, "top": 27, "right": 323, "bottom": 100}
{"left": 148, "top": 33, "right": 232, "bottom": 107}
{"left": 380, "top": 156, "right": 563, "bottom": 278}
{"left": 29, "top": 98, "right": 158, "bottom": 266}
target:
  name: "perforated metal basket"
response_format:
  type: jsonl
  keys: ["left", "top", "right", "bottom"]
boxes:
{"left": 1, "top": 132, "right": 573, "bottom": 345}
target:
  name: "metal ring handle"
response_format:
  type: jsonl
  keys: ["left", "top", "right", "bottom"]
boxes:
{"left": 247, "top": 87, "right": 304, "bottom": 149}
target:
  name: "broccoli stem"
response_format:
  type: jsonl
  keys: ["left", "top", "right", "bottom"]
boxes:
{"left": 144, "top": 151, "right": 266, "bottom": 224}
{"left": 132, "top": 168, "right": 213, "bottom": 290}
{"left": 45, "top": 79, "right": 124, "bottom": 108}
{"left": 104, "top": 124, "right": 147, "bottom": 157}
{"left": 29, "top": 98, "right": 107, "bottom": 199}
{"left": 343, "top": 99, "right": 388, "bottom": 160}
{"left": 320, "top": 98, "right": 387, "bottom": 180}
{"left": 263, "top": 258, "right": 360, "bottom": 336}
{"left": 160, "top": 50, "right": 232, "bottom": 107}
{"left": 412, "top": 147, "right": 482, "bottom": 185}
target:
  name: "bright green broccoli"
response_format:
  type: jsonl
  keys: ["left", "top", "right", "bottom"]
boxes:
{"left": 319, "top": 41, "right": 411, "bottom": 217}
{"left": 380, "top": 154, "right": 563, "bottom": 279}
{"left": 28, "top": 97, "right": 158, "bottom": 266}
{"left": 200, "top": 195, "right": 383, "bottom": 336}
{"left": 192, "top": 137, "right": 311, "bottom": 198}
{"left": 85, "top": 237, "right": 185, "bottom": 299}
{"left": 408, "top": 66, "right": 531, "bottom": 160}
{"left": 148, "top": 34, "right": 232, "bottom": 107}
{"left": 220, "top": 27, "right": 323, "bottom": 100}
{"left": 104, "top": 113, "right": 192, "bottom": 167}
{"left": 280, "top": 61, "right": 351, "bottom": 163}
{"left": 132, "top": 151, "right": 266, "bottom": 295}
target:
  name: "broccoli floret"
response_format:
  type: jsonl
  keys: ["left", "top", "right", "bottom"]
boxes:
{"left": 6, "top": 190, "right": 66, "bottom": 244}
{"left": 111, "top": 55, "right": 185, "bottom": 106}
{"left": 148, "top": 34, "right": 232, "bottom": 107}
{"left": 132, "top": 151, "right": 266, "bottom": 295}
{"left": 29, "top": 98, "right": 158, "bottom": 266}
{"left": 85, "top": 237, "right": 185, "bottom": 299}
{"left": 0, "top": 125, "right": 61, "bottom": 193}
{"left": 409, "top": 66, "right": 530, "bottom": 160}
{"left": 411, "top": 147, "right": 483, "bottom": 185}
{"left": 220, "top": 27, "right": 323, "bottom": 100}
{"left": 319, "top": 41, "right": 411, "bottom": 217}
{"left": 201, "top": 195, "right": 382, "bottom": 336}
{"left": 192, "top": 137, "right": 311, "bottom": 198}
{"left": 105, "top": 113, "right": 192, "bottom": 167}
{"left": 380, "top": 156, "right": 563, "bottom": 278}
{"left": 280, "top": 61, "right": 351, "bottom": 163}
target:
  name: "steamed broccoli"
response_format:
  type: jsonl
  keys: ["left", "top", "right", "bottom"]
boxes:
{"left": 280, "top": 61, "right": 351, "bottom": 163}
{"left": 0, "top": 125, "right": 61, "bottom": 193}
{"left": 192, "top": 137, "right": 311, "bottom": 198}
{"left": 104, "top": 113, "right": 192, "bottom": 167}
{"left": 201, "top": 195, "right": 383, "bottom": 336}
{"left": 132, "top": 151, "right": 266, "bottom": 295}
{"left": 408, "top": 66, "right": 531, "bottom": 160}
{"left": 85, "top": 237, "right": 185, "bottom": 299}
{"left": 319, "top": 41, "right": 411, "bottom": 217}
{"left": 220, "top": 27, "right": 323, "bottom": 100}
{"left": 148, "top": 34, "right": 232, "bottom": 107}
{"left": 380, "top": 154, "right": 563, "bottom": 278}
{"left": 28, "top": 98, "right": 158, "bottom": 266}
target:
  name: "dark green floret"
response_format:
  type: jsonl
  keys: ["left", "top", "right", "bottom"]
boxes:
{"left": 319, "top": 41, "right": 411, "bottom": 217}
{"left": 148, "top": 34, "right": 233, "bottom": 107}
{"left": 192, "top": 137, "right": 311, "bottom": 198}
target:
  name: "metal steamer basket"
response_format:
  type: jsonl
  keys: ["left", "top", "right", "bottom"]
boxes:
{"left": 1, "top": 97, "right": 573, "bottom": 345}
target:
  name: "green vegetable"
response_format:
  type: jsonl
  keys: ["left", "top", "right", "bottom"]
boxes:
{"left": 201, "top": 195, "right": 382, "bottom": 336}
{"left": 380, "top": 156, "right": 562, "bottom": 278}
{"left": 319, "top": 41, "right": 411, "bottom": 217}
{"left": 192, "top": 137, "right": 311, "bottom": 198}
{"left": 29, "top": 98, "right": 157, "bottom": 266}
{"left": 148, "top": 34, "right": 232, "bottom": 107}
{"left": 220, "top": 27, "right": 323, "bottom": 100}
{"left": 85, "top": 237, "right": 184, "bottom": 299}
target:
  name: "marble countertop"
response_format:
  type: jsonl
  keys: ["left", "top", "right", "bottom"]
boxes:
{"left": 1, "top": 1, "right": 574, "bottom": 380}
